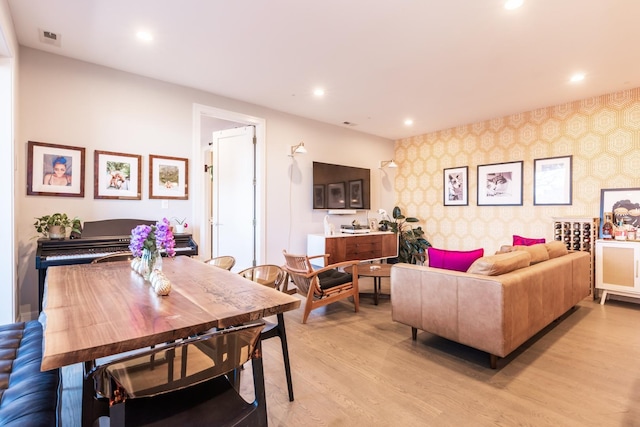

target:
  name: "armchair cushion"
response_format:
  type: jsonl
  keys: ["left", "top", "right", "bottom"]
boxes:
{"left": 318, "top": 270, "right": 353, "bottom": 290}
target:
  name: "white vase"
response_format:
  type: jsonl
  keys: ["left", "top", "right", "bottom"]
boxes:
{"left": 175, "top": 224, "right": 185, "bottom": 234}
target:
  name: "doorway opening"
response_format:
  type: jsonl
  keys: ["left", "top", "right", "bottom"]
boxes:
{"left": 191, "top": 104, "right": 266, "bottom": 267}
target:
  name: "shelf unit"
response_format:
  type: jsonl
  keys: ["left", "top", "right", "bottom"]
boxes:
{"left": 552, "top": 216, "right": 599, "bottom": 298}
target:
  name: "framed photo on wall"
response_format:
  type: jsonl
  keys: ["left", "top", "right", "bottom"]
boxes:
{"left": 149, "top": 154, "right": 189, "bottom": 200}
{"left": 349, "top": 179, "right": 364, "bottom": 208}
{"left": 533, "top": 155, "right": 572, "bottom": 205}
{"left": 313, "top": 184, "right": 325, "bottom": 209}
{"left": 443, "top": 166, "right": 468, "bottom": 206}
{"left": 27, "top": 140, "right": 85, "bottom": 197}
{"left": 477, "top": 161, "right": 523, "bottom": 206}
{"left": 327, "top": 182, "right": 346, "bottom": 209}
{"left": 94, "top": 150, "right": 142, "bottom": 200}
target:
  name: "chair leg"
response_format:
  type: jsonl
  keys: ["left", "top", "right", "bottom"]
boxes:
{"left": 302, "top": 287, "right": 316, "bottom": 324}
{"left": 276, "top": 313, "right": 294, "bottom": 401}
{"left": 251, "top": 340, "right": 268, "bottom": 426}
{"left": 352, "top": 276, "right": 360, "bottom": 313}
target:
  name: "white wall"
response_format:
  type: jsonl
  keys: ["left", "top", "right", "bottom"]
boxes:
{"left": 0, "top": 0, "right": 18, "bottom": 324}
{"left": 16, "top": 47, "right": 395, "bottom": 319}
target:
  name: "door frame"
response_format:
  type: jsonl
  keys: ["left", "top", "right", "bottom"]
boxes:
{"left": 192, "top": 103, "right": 266, "bottom": 264}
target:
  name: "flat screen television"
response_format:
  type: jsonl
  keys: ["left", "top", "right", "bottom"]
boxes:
{"left": 312, "top": 162, "right": 370, "bottom": 210}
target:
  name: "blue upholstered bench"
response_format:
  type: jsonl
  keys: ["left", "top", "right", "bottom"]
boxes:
{"left": 0, "top": 320, "right": 61, "bottom": 426}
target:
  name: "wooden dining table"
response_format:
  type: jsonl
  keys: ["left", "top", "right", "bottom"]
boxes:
{"left": 41, "top": 256, "right": 300, "bottom": 371}
{"left": 41, "top": 256, "right": 301, "bottom": 426}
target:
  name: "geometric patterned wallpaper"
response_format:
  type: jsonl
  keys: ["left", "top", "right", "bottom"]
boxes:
{"left": 394, "top": 87, "right": 640, "bottom": 253}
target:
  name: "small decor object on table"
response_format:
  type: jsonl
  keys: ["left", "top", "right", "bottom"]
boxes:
{"left": 129, "top": 218, "right": 176, "bottom": 289}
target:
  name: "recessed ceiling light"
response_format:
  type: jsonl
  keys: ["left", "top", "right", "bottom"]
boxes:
{"left": 404, "top": 119, "right": 414, "bottom": 126}
{"left": 570, "top": 73, "right": 585, "bottom": 83}
{"left": 136, "top": 31, "right": 153, "bottom": 42}
{"left": 313, "top": 88, "right": 325, "bottom": 97}
{"left": 504, "top": 0, "right": 524, "bottom": 10}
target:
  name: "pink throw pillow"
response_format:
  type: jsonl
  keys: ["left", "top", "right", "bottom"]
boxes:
{"left": 428, "top": 247, "right": 484, "bottom": 272}
{"left": 512, "top": 235, "right": 545, "bottom": 246}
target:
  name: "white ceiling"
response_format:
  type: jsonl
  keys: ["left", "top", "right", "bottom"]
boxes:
{"left": 7, "top": 0, "right": 640, "bottom": 140}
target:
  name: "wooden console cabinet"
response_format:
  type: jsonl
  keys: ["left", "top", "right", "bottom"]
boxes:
{"left": 307, "top": 232, "right": 398, "bottom": 267}
{"left": 595, "top": 239, "right": 640, "bottom": 305}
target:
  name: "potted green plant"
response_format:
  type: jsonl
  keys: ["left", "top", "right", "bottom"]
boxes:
{"left": 33, "top": 213, "right": 82, "bottom": 240}
{"left": 380, "top": 206, "right": 431, "bottom": 264}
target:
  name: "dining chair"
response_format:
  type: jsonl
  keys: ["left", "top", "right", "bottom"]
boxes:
{"left": 91, "top": 253, "right": 133, "bottom": 263}
{"left": 90, "top": 322, "right": 267, "bottom": 426}
{"left": 282, "top": 250, "right": 360, "bottom": 324}
{"left": 238, "top": 264, "right": 294, "bottom": 401}
{"left": 204, "top": 255, "right": 236, "bottom": 271}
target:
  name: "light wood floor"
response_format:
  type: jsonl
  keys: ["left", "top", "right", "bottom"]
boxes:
{"left": 60, "top": 279, "right": 640, "bottom": 427}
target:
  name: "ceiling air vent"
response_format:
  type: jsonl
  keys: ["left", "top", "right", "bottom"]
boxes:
{"left": 38, "top": 29, "right": 62, "bottom": 47}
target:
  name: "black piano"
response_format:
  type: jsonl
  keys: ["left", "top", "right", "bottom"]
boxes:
{"left": 36, "top": 219, "right": 198, "bottom": 311}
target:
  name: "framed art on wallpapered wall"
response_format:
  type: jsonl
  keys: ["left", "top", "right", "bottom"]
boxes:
{"left": 443, "top": 166, "right": 468, "bottom": 206}
{"left": 477, "top": 161, "right": 523, "bottom": 206}
{"left": 533, "top": 155, "right": 572, "bottom": 205}
{"left": 27, "top": 140, "right": 85, "bottom": 197}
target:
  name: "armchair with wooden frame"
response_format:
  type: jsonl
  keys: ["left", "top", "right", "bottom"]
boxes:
{"left": 282, "top": 250, "right": 359, "bottom": 324}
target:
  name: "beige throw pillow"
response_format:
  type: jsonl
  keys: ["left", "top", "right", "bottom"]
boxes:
{"left": 513, "top": 243, "right": 549, "bottom": 264}
{"left": 546, "top": 240, "right": 569, "bottom": 259}
{"left": 467, "top": 251, "right": 531, "bottom": 276}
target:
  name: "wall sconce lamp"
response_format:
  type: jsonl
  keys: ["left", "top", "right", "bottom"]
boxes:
{"left": 289, "top": 141, "right": 307, "bottom": 157}
{"left": 379, "top": 160, "right": 398, "bottom": 169}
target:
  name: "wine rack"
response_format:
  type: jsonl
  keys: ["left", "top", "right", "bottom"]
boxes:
{"left": 552, "top": 216, "right": 599, "bottom": 298}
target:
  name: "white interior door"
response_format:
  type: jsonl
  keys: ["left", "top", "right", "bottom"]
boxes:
{"left": 211, "top": 126, "right": 255, "bottom": 271}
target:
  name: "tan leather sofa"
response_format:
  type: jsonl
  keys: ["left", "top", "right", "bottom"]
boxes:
{"left": 390, "top": 242, "right": 591, "bottom": 368}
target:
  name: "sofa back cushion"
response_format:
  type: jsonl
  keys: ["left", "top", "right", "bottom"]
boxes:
{"left": 513, "top": 243, "right": 550, "bottom": 264}
{"left": 513, "top": 234, "right": 546, "bottom": 246}
{"left": 546, "top": 240, "right": 569, "bottom": 259}
{"left": 466, "top": 251, "right": 531, "bottom": 276}
{"left": 428, "top": 247, "right": 484, "bottom": 272}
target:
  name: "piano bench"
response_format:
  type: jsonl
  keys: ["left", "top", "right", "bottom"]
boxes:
{"left": 0, "top": 321, "right": 61, "bottom": 426}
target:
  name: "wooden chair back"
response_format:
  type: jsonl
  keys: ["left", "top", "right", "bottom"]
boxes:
{"left": 204, "top": 256, "right": 236, "bottom": 271}
{"left": 238, "top": 264, "right": 287, "bottom": 291}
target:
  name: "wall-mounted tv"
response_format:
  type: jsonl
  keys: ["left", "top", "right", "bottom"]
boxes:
{"left": 312, "top": 162, "right": 370, "bottom": 210}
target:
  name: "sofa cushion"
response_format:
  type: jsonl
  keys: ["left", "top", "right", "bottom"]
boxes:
{"left": 513, "top": 243, "right": 550, "bottom": 264}
{"left": 318, "top": 269, "right": 353, "bottom": 290}
{"left": 466, "top": 251, "right": 531, "bottom": 276}
{"left": 428, "top": 247, "right": 484, "bottom": 272}
{"left": 513, "top": 234, "right": 546, "bottom": 246}
{"left": 546, "top": 240, "right": 569, "bottom": 259}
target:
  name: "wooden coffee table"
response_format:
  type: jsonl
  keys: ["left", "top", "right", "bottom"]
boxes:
{"left": 345, "top": 263, "right": 392, "bottom": 305}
